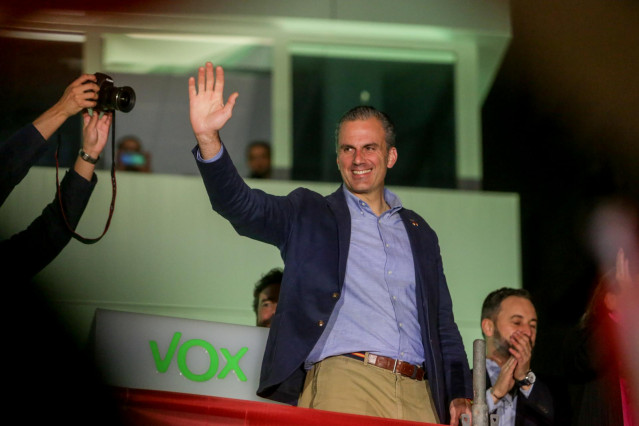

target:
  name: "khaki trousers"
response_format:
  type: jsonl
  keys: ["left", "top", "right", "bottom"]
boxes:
{"left": 298, "top": 355, "right": 439, "bottom": 424}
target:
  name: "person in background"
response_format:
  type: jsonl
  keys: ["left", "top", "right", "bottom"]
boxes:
{"left": 252, "top": 268, "right": 282, "bottom": 328}
{"left": 563, "top": 248, "right": 638, "bottom": 426}
{"left": 246, "top": 140, "right": 271, "bottom": 179}
{"left": 0, "top": 73, "right": 121, "bottom": 424}
{"left": 0, "top": 74, "right": 112, "bottom": 282}
{"left": 480, "top": 287, "right": 554, "bottom": 425}
{"left": 116, "top": 135, "right": 151, "bottom": 172}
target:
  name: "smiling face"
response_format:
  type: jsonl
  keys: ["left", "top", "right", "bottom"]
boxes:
{"left": 484, "top": 295, "right": 538, "bottom": 360}
{"left": 336, "top": 117, "right": 397, "bottom": 203}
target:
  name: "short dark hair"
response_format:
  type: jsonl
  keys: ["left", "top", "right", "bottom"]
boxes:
{"left": 481, "top": 287, "right": 532, "bottom": 321}
{"left": 252, "top": 268, "right": 283, "bottom": 314}
{"left": 117, "top": 135, "right": 142, "bottom": 151}
{"left": 334, "top": 106, "right": 396, "bottom": 151}
{"left": 246, "top": 141, "right": 271, "bottom": 158}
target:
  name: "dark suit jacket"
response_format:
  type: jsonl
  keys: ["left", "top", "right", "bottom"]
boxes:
{"left": 0, "top": 124, "right": 97, "bottom": 282}
{"left": 484, "top": 370, "right": 554, "bottom": 426}
{"left": 195, "top": 145, "right": 472, "bottom": 422}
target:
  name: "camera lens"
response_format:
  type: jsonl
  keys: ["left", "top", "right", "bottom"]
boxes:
{"left": 92, "top": 73, "right": 136, "bottom": 113}
{"left": 114, "top": 86, "right": 136, "bottom": 113}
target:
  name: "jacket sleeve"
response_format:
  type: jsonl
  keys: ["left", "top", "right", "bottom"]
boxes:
{"left": 0, "top": 124, "right": 48, "bottom": 207}
{"left": 0, "top": 169, "right": 97, "bottom": 282}
{"left": 193, "top": 145, "right": 292, "bottom": 248}
{"left": 517, "top": 380, "right": 555, "bottom": 425}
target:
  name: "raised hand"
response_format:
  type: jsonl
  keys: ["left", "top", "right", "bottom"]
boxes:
{"left": 73, "top": 111, "right": 112, "bottom": 181}
{"left": 616, "top": 247, "right": 632, "bottom": 287}
{"left": 188, "top": 62, "right": 238, "bottom": 159}
{"left": 82, "top": 111, "right": 112, "bottom": 159}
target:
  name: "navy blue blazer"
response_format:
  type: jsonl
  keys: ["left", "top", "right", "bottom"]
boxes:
{"left": 0, "top": 124, "right": 97, "bottom": 281}
{"left": 195, "top": 146, "right": 472, "bottom": 422}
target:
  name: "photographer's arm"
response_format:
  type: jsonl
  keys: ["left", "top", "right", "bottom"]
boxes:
{"left": 33, "top": 74, "right": 99, "bottom": 140}
{"left": 0, "top": 75, "right": 100, "bottom": 207}
{"left": 188, "top": 62, "right": 238, "bottom": 160}
{"left": 0, "top": 107, "right": 110, "bottom": 280}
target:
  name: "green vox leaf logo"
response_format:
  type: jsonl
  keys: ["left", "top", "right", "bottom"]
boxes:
{"left": 149, "top": 332, "right": 248, "bottom": 382}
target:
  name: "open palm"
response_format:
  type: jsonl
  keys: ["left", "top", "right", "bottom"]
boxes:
{"left": 189, "top": 63, "right": 238, "bottom": 144}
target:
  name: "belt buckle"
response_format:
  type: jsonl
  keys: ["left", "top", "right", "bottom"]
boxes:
{"left": 392, "top": 358, "right": 398, "bottom": 374}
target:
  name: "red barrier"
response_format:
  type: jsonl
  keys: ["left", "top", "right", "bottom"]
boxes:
{"left": 113, "top": 387, "right": 443, "bottom": 425}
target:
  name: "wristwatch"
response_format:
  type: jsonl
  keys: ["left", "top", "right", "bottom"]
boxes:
{"left": 515, "top": 370, "right": 536, "bottom": 387}
{"left": 79, "top": 149, "right": 99, "bottom": 164}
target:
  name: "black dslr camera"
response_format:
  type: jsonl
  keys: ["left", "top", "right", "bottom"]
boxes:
{"left": 92, "top": 72, "right": 136, "bottom": 113}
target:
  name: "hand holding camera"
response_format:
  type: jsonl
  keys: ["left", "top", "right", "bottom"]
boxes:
{"left": 33, "top": 73, "right": 135, "bottom": 142}
{"left": 91, "top": 72, "right": 136, "bottom": 113}
{"left": 57, "top": 74, "right": 101, "bottom": 117}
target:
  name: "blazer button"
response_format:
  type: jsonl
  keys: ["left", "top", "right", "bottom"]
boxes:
{"left": 317, "top": 320, "right": 325, "bottom": 327}
{"left": 331, "top": 292, "right": 339, "bottom": 299}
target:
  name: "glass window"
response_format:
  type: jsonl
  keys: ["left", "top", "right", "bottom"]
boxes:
{"left": 292, "top": 47, "right": 456, "bottom": 188}
{"left": 100, "top": 33, "right": 273, "bottom": 176}
{"left": 0, "top": 34, "right": 84, "bottom": 167}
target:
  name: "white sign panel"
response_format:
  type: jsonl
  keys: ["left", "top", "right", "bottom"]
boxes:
{"left": 93, "top": 309, "right": 273, "bottom": 402}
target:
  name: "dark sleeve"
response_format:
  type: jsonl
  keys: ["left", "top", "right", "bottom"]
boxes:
{"left": 517, "top": 380, "right": 555, "bottom": 425}
{"left": 193, "top": 145, "right": 292, "bottom": 248}
{"left": 0, "top": 168, "right": 96, "bottom": 282}
{"left": 0, "top": 124, "right": 48, "bottom": 207}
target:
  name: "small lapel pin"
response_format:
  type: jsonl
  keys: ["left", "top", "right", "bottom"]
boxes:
{"left": 410, "top": 219, "right": 419, "bottom": 227}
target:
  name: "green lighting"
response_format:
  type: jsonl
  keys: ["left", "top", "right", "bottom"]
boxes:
{"left": 289, "top": 43, "right": 456, "bottom": 64}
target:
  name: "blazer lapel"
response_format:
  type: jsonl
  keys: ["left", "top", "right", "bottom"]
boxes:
{"left": 399, "top": 209, "right": 427, "bottom": 287}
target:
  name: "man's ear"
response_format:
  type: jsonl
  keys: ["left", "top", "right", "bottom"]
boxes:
{"left": 481, "top": 318, "right": 495, "bottom": 337}
{"left": 386, "top": 146, "right": 398, "bottom": 169}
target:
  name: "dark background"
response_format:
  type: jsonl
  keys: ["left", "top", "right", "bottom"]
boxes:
{"left": 292, "top": 56, "right": 455, "bottom": 187}
{"left": 0, "top": 38, "right": 83, "bottom": 167}
{"left": 482, "top": 1, "right": 639, "bottom": 422}
{"left": 3, "top": 1, "right": 639, "bottom": 423}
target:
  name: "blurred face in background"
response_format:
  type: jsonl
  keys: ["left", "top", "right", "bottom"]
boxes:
{"left": 247, "top": 144, "right": 271, "bottom": 178}
{"left": 256, "top": 283, "right": 280, "bottom": 327}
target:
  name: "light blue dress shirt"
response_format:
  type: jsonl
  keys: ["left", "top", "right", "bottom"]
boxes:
{"left": 197, "top": 145, "right": 426, "bottom": 369}
{"left": 306, "top": 187, "right": 425, "bottom": 368}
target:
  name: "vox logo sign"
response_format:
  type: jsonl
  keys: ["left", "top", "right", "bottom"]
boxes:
{"left": 149, "top": 332, "right": 248, "bottom": 382}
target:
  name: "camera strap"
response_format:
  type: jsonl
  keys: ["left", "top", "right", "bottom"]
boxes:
{"left": 55, "top": 111, "right": 117, "bottom": 244}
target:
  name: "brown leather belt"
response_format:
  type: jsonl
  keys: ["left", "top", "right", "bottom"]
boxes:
{"left": 343, "top": 352, "right": 426, "bottom": 381}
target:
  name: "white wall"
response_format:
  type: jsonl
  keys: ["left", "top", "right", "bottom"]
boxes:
{"left": 0, "top": 163, "right": 520, "bottom": 359}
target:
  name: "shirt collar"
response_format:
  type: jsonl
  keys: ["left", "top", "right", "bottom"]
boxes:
{"left": 342, "top": 186, "right": 403, "bottom": 216}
